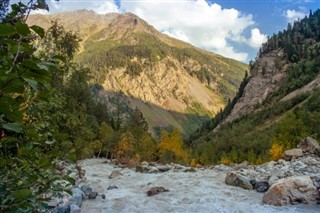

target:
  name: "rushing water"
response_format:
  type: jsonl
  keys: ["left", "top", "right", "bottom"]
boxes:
{"left": 80, "top": 159, "right": 318, "bottom": 213}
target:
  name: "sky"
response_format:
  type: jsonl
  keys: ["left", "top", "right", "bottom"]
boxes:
{"left": 12, "top": 0, "right": 320, "bottom": 63}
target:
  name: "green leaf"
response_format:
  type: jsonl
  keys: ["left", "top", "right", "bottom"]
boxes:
{"left": 30, "top": 25, "right": 45, "bottom": 38}
{"left": 0, "top": 24, "right": 16, "bottom": 36}
{"left": 1, "top": 78, "right": 25, "bottom": 94}
{"left": 13, "top": 189, "right": 32, "bottom": 199}
{"left": 3, "top": 122, "right": 23, "bottom": 133}
{"left": 0, "top": 96, "right": 23, "bottom": 122}
{"left": 23, "top": 78, "right": 38, "bottom": 89}
{"left": 15, "top": 22, "right": 31, "bottom": 36}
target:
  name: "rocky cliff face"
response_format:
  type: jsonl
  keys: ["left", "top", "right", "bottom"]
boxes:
{"left": 28, "top": 10, "right": 247, "bottom": 135}
{"left": 225, "top": 49, "right": 287, "bottom": 122}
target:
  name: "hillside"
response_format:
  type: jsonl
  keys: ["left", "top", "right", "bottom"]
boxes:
{"left": 190, "top": 9, "right": 320, "bottom": 164}
{"left": 27, "top": 10, "right": 247, "bottom": 135}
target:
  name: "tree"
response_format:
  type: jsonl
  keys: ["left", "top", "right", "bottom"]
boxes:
{"left": 114, "top": 131, "right": 135, "bottom": 163}
{"left": 159, "top": 128, "right": 188, "bottom": 164}
{"left": 0, "top": 1, "right": 74, "bottom": 211}
{"left": 97, "top": 122, "right": 116, "bottom": 158}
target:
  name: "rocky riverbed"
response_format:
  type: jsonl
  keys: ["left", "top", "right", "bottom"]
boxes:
{"left": 51, "top": 137, "right": 320, "bottom": 212}
{"left": 74, "top": 158, "right": 318, "bottom": 213}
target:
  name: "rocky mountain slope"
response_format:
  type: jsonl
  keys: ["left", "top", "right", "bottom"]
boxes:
{"left": 190, "top": 9, "right": 320, "bottom": 164}
{"left": 28, "top": 10, "right": 247, "bottom": 135}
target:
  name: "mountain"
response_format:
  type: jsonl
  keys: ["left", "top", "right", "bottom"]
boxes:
{"left": 27, "top": 10, "right": 247, "bottom": 135}
{"left": 190, "top": 9, "right": 320, "bottom": 164}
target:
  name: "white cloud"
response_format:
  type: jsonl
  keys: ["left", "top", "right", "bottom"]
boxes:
{"left": 30, "top": 9, "right": 50, "bottom": 15}
{"left": 162, "top": 29, "right": 191, "bottom": 43}
{"left": 38, "top": 0, "right": 266, "bottom": 62}
{"left": 90, "top": 1, "right": 119, "bottom": 14}
{"left": 284, "top": 9, "right": 306, "bottom": 22}
{"left": 247, "top": 28, "right": 267, "bottom": 48}
{"left": 118, "top": 0, "right": 259, "bottom": 61}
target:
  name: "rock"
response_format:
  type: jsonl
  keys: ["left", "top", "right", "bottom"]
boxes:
{"left": 107, "top": 185, "right": 119, "bottom": 190}
{"left": 70, "top": 188, "right": 85, "bottom": 207}
{"left": 268, "top": 175, "right": 280, "bottom": 187}
{"left": 214, "top": 164, "right": 232, "bottom": 172}
{"left": 147, "top": 187, "right": 169, "bottom": 196}
{"left": 284, "top": 148, "right": 303, "bottom": 160}
{"left": 88, "top": 191, "right": 98, "bottom": 199}
{"left": 311, "top": 176, "right": 320, "bottom": 189}
{"left": 297, "top": 137, "right": 320, "bottom": 154}
{"left": 136, "top": 165, "right": 146, "bottom": 173}
{"left": 101, "top": 194, "right": 106, "bottom": 199}
{"left": 236, "top": 161, "right": 249, "bottom": 169}
{"left": 158, "top": 166, "right": 171, "bottom": 172}
{"left": 47, "top": 198, "right": 60, "bottom": 208}
{"left": 148, "top": 166, "right": 159, "bottom": 173}
{"left": 184, "top": 168, "right": 196, "bottom": 172}
{"left": 255, "top": 181, "right": 269, "bottom": 192}
{"left": 225, "top": 172, "right": 253, "bottom": 190}
{"left": 52, "top": 204, "right": 70, "bottom": 213}
{"left": 141, "top": 161, "right": 149, "bottom": 167}
{"left": 80, "top": 185, "right": 93, "bottom": 195}
{"left": 70, "top": 204, "right": 81, "bottom": 213}
{"left": 262, "top": 176, "right": 320, "bottom": 206}
{"left": 109, "top": 170, "right": 123, "bottom": 179}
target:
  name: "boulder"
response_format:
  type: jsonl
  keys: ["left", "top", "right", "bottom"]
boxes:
{"left": 70, "top": 204, "right": 81, "bottom": 213}
{"left": 107, "top": 185, "right": 118, "bottom": 190}
{"left": 298, "top": 137, "right": 320, "bottom": 154}
{"left": 268, "top": 175, "right": 280, "bottom": 187}
{"left": 88, "top": 191, "right": 98, "bottom": 199}
{"left": 147, "top": 187, "right": 169, "bottom": 196}
{"left": 262, "top": 176, "right": 320, "bottom": 206}
{"left": 141, "top": 161, "right": 149, "bottom": 167}
{"left": 225, "top": 172, "right": 253, "bottom": 190}
{"left": 52, "top": 204, "right": 70, "bottom": 213}
{"left": 184, "top": 168, "right": 196, "bottom": 173}
{"left": 158, "top": 166, "right": 171, "bottom": 172}
{"left": 109, "top": 170, "right": 123, "bottom": 179}
{"left": 284, "top": 148, "right": 303, "bottom": 160}
{"left": 70, "top": 188, "right": 85, "bottom": 207}
{"left": 136, "top": 165, "right": 146, "bottom": 173}
{"left": 101, "top": 194, "right": 106, "bottom": 199}
{"left": 80, "top": 185, "right": 93, "bottom": 195}
{"left": 236, "top": 161, "right": 249, "bottom": 169}
{"left": 253, "top": 181, "right": 269, "bottom": 192}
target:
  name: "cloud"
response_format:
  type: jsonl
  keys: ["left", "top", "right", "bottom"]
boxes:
{"left": 89, "top": 1, "right": 119, "bottom": 14}
{"left": 247, "top": 28, "right": 268, "bottom": 48}
{"left": 118, "top": 0, "right": 261, "bottom": 61}
{"left": 30, "top": 9, "right": 50, "bottom": 15}
{"left": 35, "top": 0, "right": 265, "bottom": 62}
{"left": 284, "top": 9, "right": 306, "bottom": 22}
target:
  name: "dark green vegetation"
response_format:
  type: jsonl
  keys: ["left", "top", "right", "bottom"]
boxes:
{"left": 190, "top": 9, "right": 320, "bottom": 165}
{"left": 0, "top": 2, "right": 190, "bottom": 211}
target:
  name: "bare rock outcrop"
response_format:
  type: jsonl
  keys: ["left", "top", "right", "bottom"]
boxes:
{"left": 262, "top": 176, "right": 320, "bottom": 206}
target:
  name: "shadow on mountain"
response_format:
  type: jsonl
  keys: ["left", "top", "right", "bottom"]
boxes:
{"left": 94, "top": 88, "right": 212, "bottom": 137}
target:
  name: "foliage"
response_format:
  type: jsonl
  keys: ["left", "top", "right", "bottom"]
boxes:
{"left": 0, "top": 1, "right": 72, "bottom": 211}
{"left": 269, "top": 143, "right": 284, "bottom": 161}
{"left": 159, "top": 128, "right": 189, "bottom": 164}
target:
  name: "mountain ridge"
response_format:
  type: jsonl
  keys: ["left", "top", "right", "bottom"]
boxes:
{"left": 28, "top": 10, "right": 247, "bottom": 135}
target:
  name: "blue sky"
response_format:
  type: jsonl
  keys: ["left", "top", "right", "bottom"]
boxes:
{"left": 13, "top": 0, "right": 320, "bottom": 63}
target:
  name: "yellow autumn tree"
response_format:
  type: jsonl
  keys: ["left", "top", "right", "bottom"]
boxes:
{"left": 159, "top": 128, "right": 188, "bottom": 164}
{"left": 114, "top": 131, "right": 135, "bottom": 162}
{"left": 269, "top": 143, "right": 284, "bottom": 160}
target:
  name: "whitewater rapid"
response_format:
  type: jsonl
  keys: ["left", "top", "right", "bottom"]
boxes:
{"left": 79, "top": 159, "right": 317, "bottom": 213}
